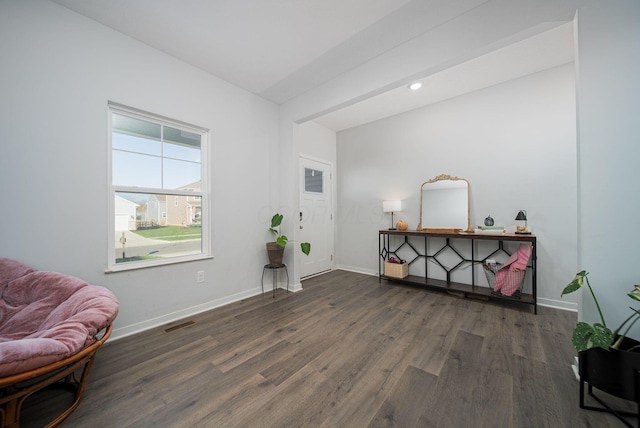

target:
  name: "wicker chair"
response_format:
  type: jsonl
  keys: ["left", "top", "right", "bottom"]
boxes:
{"left": 0, "top": 325, "right": 112, "bottom": 427}
{"left": 0, "top": 259, "right": 119, "bottom": 427}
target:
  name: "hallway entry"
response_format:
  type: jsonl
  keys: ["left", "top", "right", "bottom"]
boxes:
{"left": 299, "top": 156, "right": 333, "bottom": 278}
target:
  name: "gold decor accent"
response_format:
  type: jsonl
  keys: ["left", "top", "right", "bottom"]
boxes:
{"left": 417, "top": 174, "right": 471, "bottom": 232}
{"left": 396, "top": 220, "right": 409, "bottom": 231}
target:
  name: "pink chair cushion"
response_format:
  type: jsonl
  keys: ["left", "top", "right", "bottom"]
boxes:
{"left": 0, "top": 258, "right": 34, "bottom": 290}
{"left": 0, "top": 259, "right": 119, "bottom": 377}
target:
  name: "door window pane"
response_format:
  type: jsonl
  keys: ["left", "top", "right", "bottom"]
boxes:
{"left": 305, "top": 168, "right": 323, "bottom": 193}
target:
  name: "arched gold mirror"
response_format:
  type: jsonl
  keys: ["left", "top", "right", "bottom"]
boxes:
{"left": 417, "top": 174, "right": 471, "bottom": 232}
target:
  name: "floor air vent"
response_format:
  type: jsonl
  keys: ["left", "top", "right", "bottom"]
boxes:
{"left": 163, "top": 320, "right": 195, "bottom": 333}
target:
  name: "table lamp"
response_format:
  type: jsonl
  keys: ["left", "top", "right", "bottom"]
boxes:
{"left": 515, "top": 210, "right": 530, "bottom": 234}
{"left": 383, "top": 200, "right": 402, "bottom": 230}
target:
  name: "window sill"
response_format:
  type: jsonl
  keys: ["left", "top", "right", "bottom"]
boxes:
{"left": 105, "top": 254, "right": 214, "bottom": 273}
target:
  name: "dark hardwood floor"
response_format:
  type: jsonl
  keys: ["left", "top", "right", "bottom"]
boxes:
{"left": 23, "top": 270, "right": 632, "bottom": 427}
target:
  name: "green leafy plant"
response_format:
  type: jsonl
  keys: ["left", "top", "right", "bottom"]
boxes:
{"left": 561, "top": 270, "right": 640, "bottom": 352}
{"left": 269, "top": 213, "right": 311, "bottom": 256}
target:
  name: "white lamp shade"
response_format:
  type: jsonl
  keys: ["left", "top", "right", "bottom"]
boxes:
{"left": 383, "top": 200, "right": 402, "bottom": 213}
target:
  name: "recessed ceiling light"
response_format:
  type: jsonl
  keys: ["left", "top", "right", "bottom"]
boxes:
{"left": 408, "top": 82, "right": 422, "bottom": 91}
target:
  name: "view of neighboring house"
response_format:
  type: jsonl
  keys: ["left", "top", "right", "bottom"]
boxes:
{"left": 145, "top": 195, "right": 168, "bottom": 226}
{"left": 114, "top": 194, "right": 139, "bottom": 231}
{"left": 140, "top": 181, "right": 201, "bottom": 227}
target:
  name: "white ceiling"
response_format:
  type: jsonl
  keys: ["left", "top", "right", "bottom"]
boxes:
{"left": 50, "top": 0, "right": 574, "bottom": 132}
{"left": 51, "top": 0, "right": 415, "bottom": 102}
{"left": 315, "top": 22, "right": 575, "bottom": 131}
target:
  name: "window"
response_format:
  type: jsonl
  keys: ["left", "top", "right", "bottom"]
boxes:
{"left": 304, "top": 168, "right": 324, "bottom": 193}
{"left": 108, "top": 102, "right": 210, "bottom": 270}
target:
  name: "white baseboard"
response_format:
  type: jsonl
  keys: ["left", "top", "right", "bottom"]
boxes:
{"left": 300, "top": 268, "right": 334, "bottom": 280}
{"left": 538, "top": 297, "right": 577, "bottom": 312}
{"left": 287, "top": 282, "right": 303, "bottom": 292}
{"left": 110, "top": 287, "right": 263, "bottom": 341}
{"left": 335, "top": 265, "right": 378, "bottom": 276}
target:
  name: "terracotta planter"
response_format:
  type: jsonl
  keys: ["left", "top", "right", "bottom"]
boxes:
{"left": 266, "top": 242, "right": 284, "bottom": 266}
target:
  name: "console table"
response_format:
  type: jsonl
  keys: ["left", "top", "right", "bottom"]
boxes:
{"left": 379, "top": 230, "right": 537, "bottom": 313}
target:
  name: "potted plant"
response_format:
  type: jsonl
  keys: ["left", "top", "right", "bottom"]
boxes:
{"left": 561, "top": 270, "right": 640, "bottom": 422}
{"left": 266, "top": 213, "right": 311, "bottom": 266}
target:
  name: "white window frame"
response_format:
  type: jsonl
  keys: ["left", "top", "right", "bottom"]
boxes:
{"left": 106, "top": 102, "right": 211, "bottom": 272}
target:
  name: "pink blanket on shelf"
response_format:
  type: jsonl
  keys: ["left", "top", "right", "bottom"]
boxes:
{"left": 493, "top": 244, "right": 532, "bottom": 296}
{"left": 0, "top": 258, "right": 119, "bottom": 377}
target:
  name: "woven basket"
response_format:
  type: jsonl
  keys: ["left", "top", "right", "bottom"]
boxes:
{"left": 483, "top": 261, "right": 526, "bottom": 297}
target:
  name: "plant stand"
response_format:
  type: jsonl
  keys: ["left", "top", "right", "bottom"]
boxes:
{"left": 261, "top": 264, "right": 288, "bottom": 298}
{"left": 580, "top": 380, "right": 640, "bottom": 428}
{"left": 579, "top": 340, "right": 640, "bottom": 428}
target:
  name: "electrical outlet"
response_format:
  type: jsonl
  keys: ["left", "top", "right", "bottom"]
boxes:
{"left": 196, "top": 271, "right": 205, "bottom": 283}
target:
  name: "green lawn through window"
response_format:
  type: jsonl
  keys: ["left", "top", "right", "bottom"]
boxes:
{"left": 133, "top": 225, "right": 202, "bottom": 241}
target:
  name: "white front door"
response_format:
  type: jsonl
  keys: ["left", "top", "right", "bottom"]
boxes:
{"left": 299, "top": 157, "right": 333, "bottom": 278}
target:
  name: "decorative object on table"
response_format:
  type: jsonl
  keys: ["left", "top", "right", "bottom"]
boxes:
{"left": 515, "top": 210, "right": 530, "bottom": 234}
{"left": 422, "top": 227, "right": 462, "bottom": 234}
{"left": 484, "top": 215, "right": 495, "bottom": 226}
{"left": 384, "top": 256, "right": 408, "bottom": 278}
{"left": 383, "top": 200, "right": 402, "bottom": 230}
{"left": 396, "top": 219, "right": 409, "bottom": 231}
{"left": 417, "top": 174, "right": 471, "bottom": 232}
{"left": 475, "top": 225, "right": 505, "bottom": 235}
{"left": 267, "top": 213, "right": 311, "bottom": 266}
{"left": 561, "top": 271, "right": 640, "bottom": 425}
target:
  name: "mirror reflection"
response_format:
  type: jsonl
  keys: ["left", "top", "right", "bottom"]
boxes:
{"left": 417, "top": 174, "right": 471, "bottom": 232}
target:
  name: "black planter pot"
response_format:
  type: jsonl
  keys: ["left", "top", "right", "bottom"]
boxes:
{"left": 579, "top": 336, "right": 640, "bottom": 427}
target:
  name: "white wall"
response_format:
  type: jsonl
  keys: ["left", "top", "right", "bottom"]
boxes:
{"left": 297, "top": 122, "right": 337, "bottom": 164}
{"left": 0, "top": 1, "right": 279, "bottom": 339}
{"left": 576, "top": 1, "right": 640, "bottom": 335}
{"left": 279, "top": 0, "right": 578, "bottom": 289}
{"left": 336, "top": 64, "right": 577, "bottom": 309}
{"left": 281, "top": 0, "right": 640, "bottom": 332}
